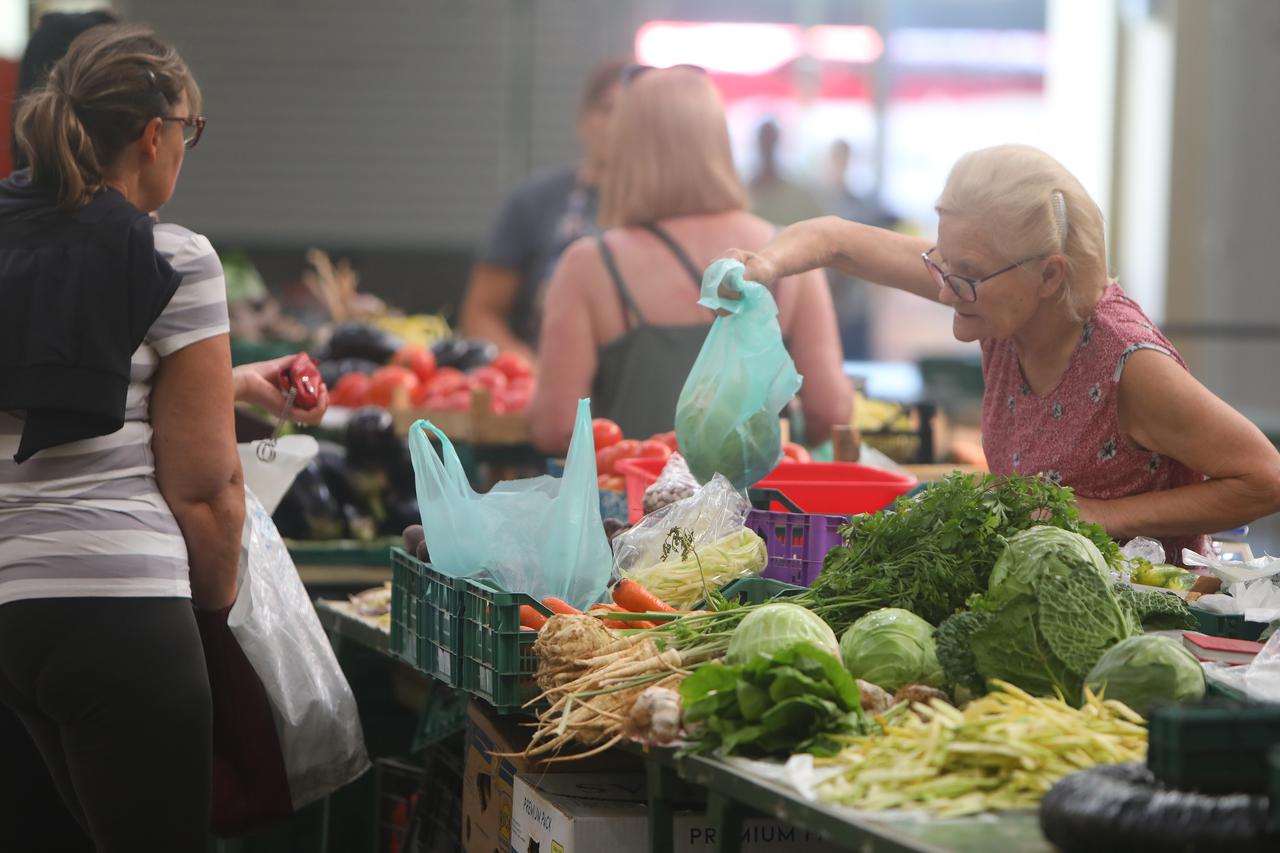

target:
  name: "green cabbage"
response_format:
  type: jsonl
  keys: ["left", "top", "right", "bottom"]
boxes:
{"left": 726, "top": 603, "right": 839, "bottom": 666}
{"left": 1085, "top": 635, "right": 1206, "bottom": 714}
{"left": 937, "top": 526, "right": 1140, "bottom": 703}
{"left": 839, "top": 608, "right": 943, "bottom": 691}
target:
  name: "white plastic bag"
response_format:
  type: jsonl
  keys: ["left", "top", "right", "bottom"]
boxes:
{"left": 237, "top": 435, "right": 319, "bottom": 514}
{"left": 230, "top": 490, "right": 370, "bottom": 809}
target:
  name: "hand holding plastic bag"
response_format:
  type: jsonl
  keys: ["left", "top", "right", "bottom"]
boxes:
{"left": 409, "top": 398, "right": 611, "bottom": 610}
{"left": 675, "top": 259, "right": 802, "bottom": 489}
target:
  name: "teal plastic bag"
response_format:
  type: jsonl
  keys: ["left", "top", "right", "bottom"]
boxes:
{"left": 675, "top": 259, "right": 802, "bottom": 490}
{"left": 407, "top": 398, "right": 611, "bottom": 610}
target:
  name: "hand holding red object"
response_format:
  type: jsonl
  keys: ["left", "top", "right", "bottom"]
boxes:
{"left": 275, "top": 353, "right": 324, "bottom": 410}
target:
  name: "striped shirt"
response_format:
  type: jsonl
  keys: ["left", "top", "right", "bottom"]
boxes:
{"left": 0, "top": 224, "right": 230, "bottom": 604}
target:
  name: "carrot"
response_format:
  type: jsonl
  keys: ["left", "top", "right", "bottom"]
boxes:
{"left": 541, "top": 597, "right": 581, "bottom": 616}
{"left": 612, "top": 579, "right": 677, "bottom": 614}
{"left": 520, "top": 605, "right": 548, "bottom": 631}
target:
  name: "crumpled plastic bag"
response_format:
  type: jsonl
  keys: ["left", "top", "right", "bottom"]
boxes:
{"left": 675, "top": 259, "right": 802, "bottom": 489}
{"left": 1183, "top": 548, "right": 1280, "bottom": 585}
{"left": 1203, "top": 624, "right": 1280, "bottom": 705}
{"left": 613, "top": 474, "right": 766, "bottom": 608}
{"left": 642, "top": 452, "right": 699, "bottom": 516}
{"left": 1192, "top": 578, "right": 1280, "bottom": 623}
{"left": 1121, "top": 536, "right": 1166, "bottom": 566}
{"left": 231, "top": 490, "right": 370, "bottom": 809}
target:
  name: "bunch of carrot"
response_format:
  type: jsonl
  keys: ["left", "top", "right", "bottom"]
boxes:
{"left": 518, "top": 579, "right": 687, "bottom": 632}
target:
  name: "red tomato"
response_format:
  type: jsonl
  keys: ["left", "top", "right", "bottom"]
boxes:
{"left": 368, "top": 366, "right": 420, "bottom": 408}
{"left": 467, "top": 366, "right": 508, "bottom": 394}
{"left": 330, "top": 372, "right": 371, "bottom": 408}
{"left": 595, "top": 445, "right": 622, "bottom": 476}
{"left": 490, "top": 352, "right": 534, "bottom": 381}
{"left": 649, "top": 431, "right": 679, "bottom": 452}
{"left": 782, "top": 442, "right": 812, "bottom": 463}
{"left": 391, "top": 345, "right": 437, "bottom": 385}
{"left": 592, "top": 418, "right": 623, "bottom": 450}
{"left": 426, "top": 367, "right": 468, "bottom": 396}
{"left": 499, "top": 387, "right": 533, "bottom": 413}
{"left": 443, "top": 389, "right": 472, "bottom": 412}
{"left": 637, "top": 439, "right": 673, "bottom": 461}
{"left": 612, "top": 439, "right": 641, "bottom": 461}
{"left": 508, "top": 376, "right": 536, "bottom": 394}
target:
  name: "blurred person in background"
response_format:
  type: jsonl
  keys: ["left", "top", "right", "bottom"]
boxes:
{"left": 529, "top": 66, "right": 851, "bottom": 453}
{"left": 459, "top": 56, "right": 630, "bottom": 361}
{"left": 723, "top": 144, "right": 1280, "bottom": 563}
{"left": 748, "top": 119, "right": 824, "bottom": 228}
{"left": 821, "top": 139, "right": 898, "bottom": 361}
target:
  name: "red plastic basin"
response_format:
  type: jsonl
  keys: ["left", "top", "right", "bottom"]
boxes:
{"left": 616, "top": 457, "right": 916, "bottom": 523}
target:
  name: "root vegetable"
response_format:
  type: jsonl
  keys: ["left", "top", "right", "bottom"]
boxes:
{"left": 857, "top": 680, "right": 895, "bottom": 716}
{"left": 520, "top": 605, "right": 548, "bottom": 631}
{"left": 626, "top": 686, "right": 683, "bottom": 745}
{"left": 612, "top": 579, "right": 677, "bottom": 613}
{"left": 542, "top": 597, "right": 582, "bottom": 616}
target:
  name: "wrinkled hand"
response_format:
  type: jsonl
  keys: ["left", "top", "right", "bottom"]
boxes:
{"left": 713, "top": 249, "right": 778, "bottom": 314}
{"left": 232, "top": 355, "right": 330, "bottom": 425}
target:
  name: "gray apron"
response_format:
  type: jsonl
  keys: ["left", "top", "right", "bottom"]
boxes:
{"left": 590, "top": 224, "right": 711, "bottom": 439}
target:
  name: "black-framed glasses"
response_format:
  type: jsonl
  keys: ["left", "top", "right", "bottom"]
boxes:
{"left": 161, "top": 115, "right": 206, "bottom": 149}
{"left": 620, "top": 63, "right": 707, "bottom": 86}
{"left": 921, "top": 246, "right": 1045, "bottom": 303}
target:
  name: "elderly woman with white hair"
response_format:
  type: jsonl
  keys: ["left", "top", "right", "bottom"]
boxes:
{"left": 724, "top": 144, "right": 1280, "bottom": 563}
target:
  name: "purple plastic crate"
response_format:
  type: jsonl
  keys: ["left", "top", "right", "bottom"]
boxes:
{"left": 746, "top": 508, "right": 846, "bottom": 586}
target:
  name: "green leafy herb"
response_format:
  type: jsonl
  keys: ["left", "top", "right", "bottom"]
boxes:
{"left": 814, "top": 473, "right": 1120, "bottom": 625}
{"left": 679, "top": 641, "right": 871, "bottom": 758}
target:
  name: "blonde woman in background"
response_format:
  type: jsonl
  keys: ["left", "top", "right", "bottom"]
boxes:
{"left": 723, "top": 144, "right": 1280, "bottom": 562}
{"left": 529, "top": 65, "right": 851, "bottom": 452}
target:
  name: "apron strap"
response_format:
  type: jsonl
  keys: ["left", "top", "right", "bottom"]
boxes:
{"left": 595, "top": 234, "right": 643, "bottom": 331}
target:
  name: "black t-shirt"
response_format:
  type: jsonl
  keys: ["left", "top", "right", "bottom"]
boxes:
{"left": 480, "top": 167, "right": 599, "bottom": 346}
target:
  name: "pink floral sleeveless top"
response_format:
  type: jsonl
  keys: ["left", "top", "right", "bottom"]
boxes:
{"left": 981, "top": 283, "right": 1208, "bottom": 563}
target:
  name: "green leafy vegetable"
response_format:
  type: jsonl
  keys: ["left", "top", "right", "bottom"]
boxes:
{"left": 679, "top": 641, "right": 871, "bottom": 757}
{"left": 938, "top": 526, "right": 1139, "bottom": 703}
{"left": 815, "top": 473, "right": 1120, "bottom": 625}
{"left": 839, "top": 608, "right": 942, "bottom": 692}
{"left": 725, "top": 602, "right": 839, "bottom": 665}
{"left": 1085, "top": 635, "right": 1206, "bottom": 713}
{"left": 1112, "top": 583, "right": 1198, "bottom": 631}
{"left": 934, "top": 608, "right": 991, "bottom": 697}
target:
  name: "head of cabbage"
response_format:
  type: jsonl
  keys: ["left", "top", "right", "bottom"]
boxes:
{"left": 1084, "top": 635, "right": 1205, "bottom": 714}
{"left": 840, "top": 608, "right": 942, "bottom": 692}
{"left": 726, "top": 602, "right": 839, "bottom": 666}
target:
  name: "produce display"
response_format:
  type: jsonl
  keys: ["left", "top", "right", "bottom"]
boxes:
{"left": 592, "top": 417, "right": 677, "bottom": 494}
{"left": 817, "top": 681, "right": 1147, "bottom": 817}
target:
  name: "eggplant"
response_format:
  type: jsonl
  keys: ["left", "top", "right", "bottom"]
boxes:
{"left": 344, "top": 407, "right": 402, "bottom": 472}
{"left": 318, "top": 357, "right": 380, "bottom": 388}
{"left": 316, "top": 322, "right": 402, "bottom": 364}
{"left": 381, "top": 493, "right": 421, "bottom": 537}
{"left": 272, "top": 462, "right": 347, "bottom": 540}
{"left": 431, "top": 337, "right": 497, "bottom": 372}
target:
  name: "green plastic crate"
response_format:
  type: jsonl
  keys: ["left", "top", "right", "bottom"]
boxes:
{"left": 712, "top": 577, "right": 808, "bottom": 606}
{"left": 391, "top": 547, "right": 464, "bottom": 685}
{"left": 458, "top": 578, "right": 552, "bottom": 712}
{"left": 390, "top": 547, "right": 425, "bottom": 667}
{"left": 1147, "top": 700, "right": 1280, "bottom": 794}
{"left": 1190, "top": 606, "right": 1268, "bottom": 641}
{"left": 1271, "top": 745, "right": 1280, "bottom": 827}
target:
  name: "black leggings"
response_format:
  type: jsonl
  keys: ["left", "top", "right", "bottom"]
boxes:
{"left": 0, "top": 597, "right": 212, "bottom": 853}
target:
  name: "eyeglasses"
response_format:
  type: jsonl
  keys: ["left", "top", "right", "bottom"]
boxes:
{"left": 161, "top": 115, "right": 206, "bottom": 149}
{"left": 619, "top": 63, "right": 707, "bottom": 86}
{"left": 921, "top": 246, "right": 1045, "bottom": 303}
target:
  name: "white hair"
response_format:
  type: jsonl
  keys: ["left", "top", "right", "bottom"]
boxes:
{"left": 936, "top": 145, "right": 1108, "bottom": 317}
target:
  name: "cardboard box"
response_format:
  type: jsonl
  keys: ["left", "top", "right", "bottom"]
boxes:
{"left": 509, "top": 773, "right": 842, "bottom": 853}
{"left": 462, "top": 701, "right": 641, "bottom": 853}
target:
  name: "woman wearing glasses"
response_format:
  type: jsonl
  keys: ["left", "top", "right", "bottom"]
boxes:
{"left": 529, "top": 65, "right": 851, "bottom": 451}
{"left": 0, "top": 25, "right": 235, "bottom": 849}
{"left": 724, "top": 144, "right": 1280, "bottom": 563}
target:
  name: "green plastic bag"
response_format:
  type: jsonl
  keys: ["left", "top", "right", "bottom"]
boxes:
{"left": 408, "top": 398, "right": 610, "bottom": 610}
{"left": 675, "top": 259, "right": 802, "bottom": 489}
